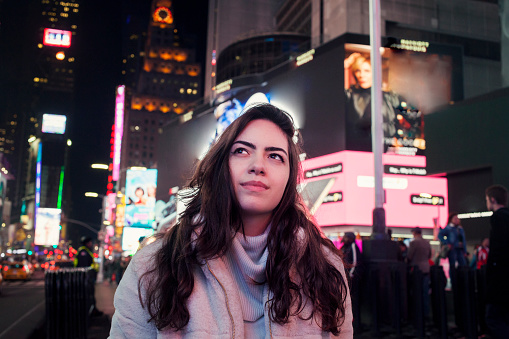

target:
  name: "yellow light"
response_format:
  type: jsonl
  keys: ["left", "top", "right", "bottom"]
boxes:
{"left": 37, "top": 44, "right": 43, "bottom": 48}
{"left": 28, "top": 136, "right": 36, "bottom": 143}
{"left": 91, "top": 164, "right": 109, "bottom": 170}
{"left": 67, "top": 139, "right": 72, "bottom": 146}
{"left": 85, "top": 192, "right": 99, "bottom": 198}
{"left": 33, "top": 77, "right": 40, "bottom": 82}
{"left": 56, "top": 51, "right": 65, "bottom": 60}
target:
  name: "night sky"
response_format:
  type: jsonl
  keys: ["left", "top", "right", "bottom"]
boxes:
{"left": 0, "top": 0, "right": 208, "bottom": 245}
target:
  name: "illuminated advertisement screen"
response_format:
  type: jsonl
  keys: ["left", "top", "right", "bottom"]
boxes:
{"left": 42, "top": 114, "right": 67, "bottom": 134}
{"left": 122, "top": 227, "right": 154, "bottom": 255}
{"left": 300, "top": 151, "right": 448, "bottom": 229}
{"left": 43, "top": 28, "right": 72, "bottom": 48}
{"left": 344, "top": 42, "right": 452, "bottom": 156}
{"left": 34, "top": 208, "right": 61, "bottom": 246}
{"left": 124, "top": 169, "right": 157, "bottom": 227}
{"left": 112, "top": 85, "right": 125, "bottom": 181}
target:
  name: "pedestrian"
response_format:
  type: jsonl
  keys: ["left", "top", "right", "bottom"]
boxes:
{"left": 397, "top": 240, "right": 408, "bottom": 262}
{"left": 471, "top": 238, "right": 489, "bottom": 270}
{"left": 340, "top": 231, "right": 362, "bottom": 332}
{"left": 438, "top": 212, "right": 467, "bottom": 284}
{"left": 74, "top": 236, "right": 103, "bottom": 316}
{"left": 484, "top": 185, "right": 509, "bottom": 338}
{"left": 109, "top": 104, "right": 353, "bottom": 338}
{"left": 407, "top": 227, "right": 432, "bottom": 318}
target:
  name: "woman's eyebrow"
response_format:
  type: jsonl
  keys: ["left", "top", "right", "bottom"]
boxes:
{"left": 233, "top": 140, "right": 288, "bottom": 156}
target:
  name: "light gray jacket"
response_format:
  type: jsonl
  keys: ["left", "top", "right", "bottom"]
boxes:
{"left": 109, "top": 239, "right": 353, "bottom": 338}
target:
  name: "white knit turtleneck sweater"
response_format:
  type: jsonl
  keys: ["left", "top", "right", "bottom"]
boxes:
{"left": 223, "top": 225, "right": 270, "bottom": 338}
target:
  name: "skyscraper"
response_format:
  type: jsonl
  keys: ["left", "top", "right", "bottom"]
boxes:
{"left": 119, "top": 0, "right": 202, "bottom": 187}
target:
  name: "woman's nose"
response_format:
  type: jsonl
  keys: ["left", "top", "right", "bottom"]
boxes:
{"left": 248, "top": 156, "right": 265, "bottom": 175}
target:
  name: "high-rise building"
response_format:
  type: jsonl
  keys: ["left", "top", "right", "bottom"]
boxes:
{"left": 0, "top": 0, "right": 80, "bottom": 227}
{"left": 205, "top": 0, "right": 284, "bottom": 100}
{"left": 118, "top": 0, "right": 202, "bottom": 186}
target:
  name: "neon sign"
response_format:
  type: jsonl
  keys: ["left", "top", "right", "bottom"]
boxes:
{"left": 43, "top": 28, "right": 72, "bottom": 48}
{"left": 112, "top": 85, "right": 125, "bottom": 182}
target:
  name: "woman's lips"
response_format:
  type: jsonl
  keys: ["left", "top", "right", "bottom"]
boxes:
{"left": 240, "top": 181, "right": 269, "bottom": 192}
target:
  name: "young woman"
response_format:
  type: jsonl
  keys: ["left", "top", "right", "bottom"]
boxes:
{"left": 109, "top": 104, "right": 353, "bottom": 338}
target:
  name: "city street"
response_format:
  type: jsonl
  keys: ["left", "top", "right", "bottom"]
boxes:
{"left": 0, "top": 270, "right": 45, "bottom": 339}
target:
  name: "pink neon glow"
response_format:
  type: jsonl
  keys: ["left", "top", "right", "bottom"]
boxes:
{"left": 112, "top": 85, "right": 125, "bottom": 181}
{"left": 43, "top": 28, "right": 72, "bottom": 48}
{"left": 301, "top": 151, "right": 448, "bottom": 229}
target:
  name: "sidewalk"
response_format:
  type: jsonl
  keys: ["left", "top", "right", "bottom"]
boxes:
{"left": 88, "top": 281, "right": 117, "bottom": 339}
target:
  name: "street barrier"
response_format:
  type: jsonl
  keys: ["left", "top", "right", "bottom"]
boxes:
{"left": 430, "top": 265, "right": 448, "bottom": 339}
{"left": 45, "top": 268, "right": 94, "bottom": 339}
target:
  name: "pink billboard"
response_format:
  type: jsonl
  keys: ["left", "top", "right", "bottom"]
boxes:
{"left": 300, "top": 151, "right": 448, "bottom": 229}
{"left": 112, "top": 85, "right": 125, "bottom": 182}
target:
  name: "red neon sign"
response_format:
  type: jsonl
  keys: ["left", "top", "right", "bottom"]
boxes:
{"left": 43, "top": 28, "right": 72, "bottom": 48}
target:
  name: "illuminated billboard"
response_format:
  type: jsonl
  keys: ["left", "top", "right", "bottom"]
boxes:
{"left": 122, "top": 227, "right": 154, "bottom": 255}
{"left": 34, "top": 208, "right": 61, "bottom": 246}
{"left": 344, "top": 42, "right": 453, "bottom": 156}
{"left": 42, "top": 114, "right": 67, "bottom": 134}
{"left": 43, "top": 28, "right": 72, "bottom": 48}
{"left": 124, "top": 169, "right": 157, "bottom": 227}
{"left": 300, "top": 151, "right": 448, "bottom": 229}
{"left": 112, "top": 86, "right": 125, "bottom": 181}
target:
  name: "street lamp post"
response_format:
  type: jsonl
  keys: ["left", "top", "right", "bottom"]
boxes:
{"left": 84, "top": 192, "right": 108, "bottom": 283}
{"left": 369, "top": 0, "right": 386, "bottom": 239}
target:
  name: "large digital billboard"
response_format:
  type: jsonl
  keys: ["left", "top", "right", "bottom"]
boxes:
{"left": 300, "top": 151, "right": 448, "bottom": 230}
{"left": 41, "top": 114, "right": 67, "bottom": 134}
{"left": 124, "top": 169, "right": 157, "bottom": 227}
{"left": 344, "top": 42, "right": 453, "bottom": 156}
{"left": 122, "top": 227, "right": 154, "bottom": 255}
{"left": 34, "top": 208, "right": 61, "bottom": 246}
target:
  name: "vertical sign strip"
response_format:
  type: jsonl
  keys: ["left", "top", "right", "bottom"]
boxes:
{"left": 112, "top": 85, "right": 125, "bottom": 181}
{"left": 57, "top": 166, "right": 65, "bottom": 209}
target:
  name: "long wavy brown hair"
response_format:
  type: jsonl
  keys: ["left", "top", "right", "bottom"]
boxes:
{"left": 139, "top": 104, "right": 348, "bottom": 335}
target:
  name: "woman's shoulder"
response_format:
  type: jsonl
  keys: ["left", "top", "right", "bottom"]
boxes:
{"left": 130, "top": 237, "right": 164, "bottom": 272}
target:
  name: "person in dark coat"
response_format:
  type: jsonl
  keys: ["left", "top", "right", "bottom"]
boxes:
{"left": 340, "top": 232, "right": 362, "bottom": 332}
{"left": 485, "top": 185, "right": 509, "bottom": 338}
{"left": 74, "top": 236, "right": 102, "bottom": 316}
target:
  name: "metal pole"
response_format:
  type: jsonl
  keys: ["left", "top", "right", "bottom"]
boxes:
{"left": 96, "top": 196, "right": 107, "bottom": 283}
{"left": 369, "top": 0, "right": 386, "bottom": 238}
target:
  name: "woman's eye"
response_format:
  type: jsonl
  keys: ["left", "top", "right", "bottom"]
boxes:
{"left": 232, "top": 147, "right": 248, "bottom": 155}
{"left": 269, "top": 153, "right": 284, "bottom": 162}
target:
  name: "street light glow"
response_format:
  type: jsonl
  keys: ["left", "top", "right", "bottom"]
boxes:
{"left": 91, "top": 164, "right": 109, "bottom": 170}
{"left": 85, "top": 192, "right": 99, "bottom": 198}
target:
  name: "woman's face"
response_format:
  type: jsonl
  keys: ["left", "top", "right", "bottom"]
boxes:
{"left": 354, "top": 61, "right": 372, "bottom": 89}
{"left": 229, "top": 119, "right": 290, "bottom": 222}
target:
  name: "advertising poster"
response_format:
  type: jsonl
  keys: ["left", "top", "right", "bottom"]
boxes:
{"left": 34, "top": 208, "right": 61, "bottom": 246}
{"left": 121, "top": 227, "right": 154, "bottom": 255}
{"left": 125, "top": 169, "right": 157, "bottom": 227}
{"left": 344, "top": 43, "right": 452, "bottom": 156}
